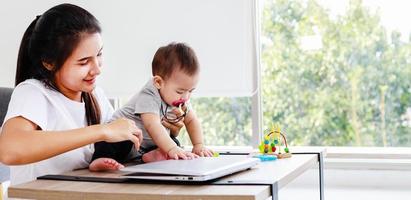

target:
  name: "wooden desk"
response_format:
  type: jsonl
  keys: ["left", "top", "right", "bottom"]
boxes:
{"left": 8, "top": 153, "right": 323, "bottom": 200}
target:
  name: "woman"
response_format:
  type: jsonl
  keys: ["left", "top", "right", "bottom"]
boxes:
{"left": 0, "top": 3, "right": 182, "bottom": 185}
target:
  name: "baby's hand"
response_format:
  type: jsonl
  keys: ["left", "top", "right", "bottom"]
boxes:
{"left": 192, "top": 144, "right": 214, "bottom": 157}
{"left": 167, "top": 146, "right": 198, "bottom": 160}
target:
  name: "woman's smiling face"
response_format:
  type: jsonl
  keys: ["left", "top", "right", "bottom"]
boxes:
{"left": 54, "top": 33, "right": 103, "bottom": 101}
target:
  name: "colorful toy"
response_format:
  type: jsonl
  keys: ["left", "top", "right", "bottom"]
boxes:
{"left": 258, "top": 123, "right": 292, "bottom": 159}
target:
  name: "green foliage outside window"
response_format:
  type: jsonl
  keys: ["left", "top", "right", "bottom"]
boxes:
{"left": 179, "top": 97, "right": 252, "bottom": 146}
{"left": 262, "top": 0, "right": 411, "bottom": 146}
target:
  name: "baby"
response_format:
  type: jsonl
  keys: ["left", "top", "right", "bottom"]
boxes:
{"left": 90, "top": 42, "right": 213, "bottom": 171}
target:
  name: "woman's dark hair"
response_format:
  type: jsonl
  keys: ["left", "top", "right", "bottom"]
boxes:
{"left": 16, "top": 3, "right": 101, "bottom": 125}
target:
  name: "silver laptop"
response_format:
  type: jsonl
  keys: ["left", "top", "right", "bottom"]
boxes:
{"left": 121, "top": 156, "right": 259, "bottom": 182}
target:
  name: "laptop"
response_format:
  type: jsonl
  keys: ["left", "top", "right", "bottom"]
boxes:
{"left": 120, "top": 156, "right": 259, "bottom": 182}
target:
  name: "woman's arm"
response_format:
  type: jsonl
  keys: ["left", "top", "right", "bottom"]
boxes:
{"left": 0, "top": 116, "right": 142, "bottom": 165}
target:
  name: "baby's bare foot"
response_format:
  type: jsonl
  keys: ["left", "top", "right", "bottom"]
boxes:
{"left": 89, "top": 158, "right": 124, "bottom": 172}
{"left": 142, "top": 149, "right": 169, "bottom": 163}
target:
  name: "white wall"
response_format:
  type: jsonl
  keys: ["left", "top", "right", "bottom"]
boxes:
{"left": 0, "top": 0, "right": 256, "bottom": 98}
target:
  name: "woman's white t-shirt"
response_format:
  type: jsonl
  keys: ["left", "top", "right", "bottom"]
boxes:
{"left": 1, "top": 79, "right": 114, "bottom": 185}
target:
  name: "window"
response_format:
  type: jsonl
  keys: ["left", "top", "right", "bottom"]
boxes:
{"left": 178, "top": 97, "right": 252, "bottom": 146}
{"left": 261, "top": 0, "right": 411, "bottom": 146}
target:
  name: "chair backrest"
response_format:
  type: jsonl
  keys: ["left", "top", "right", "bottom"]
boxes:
{"left": 0, "top": 87, "right": 13, "bottom": 126}
{"left": 0, "top": 87, "right": 13, "bottom": 184}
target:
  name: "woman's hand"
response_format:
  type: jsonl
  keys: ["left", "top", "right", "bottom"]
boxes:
{"left": 102, "top": 118, "right": 143, "bottom": 149}
{"left": 162, "top": 106, "right": 186, "bottom": 137}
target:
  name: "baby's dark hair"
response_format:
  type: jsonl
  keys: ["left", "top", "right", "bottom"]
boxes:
{"left": 152, "top": 42, "right": 199, "bottom": 79}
